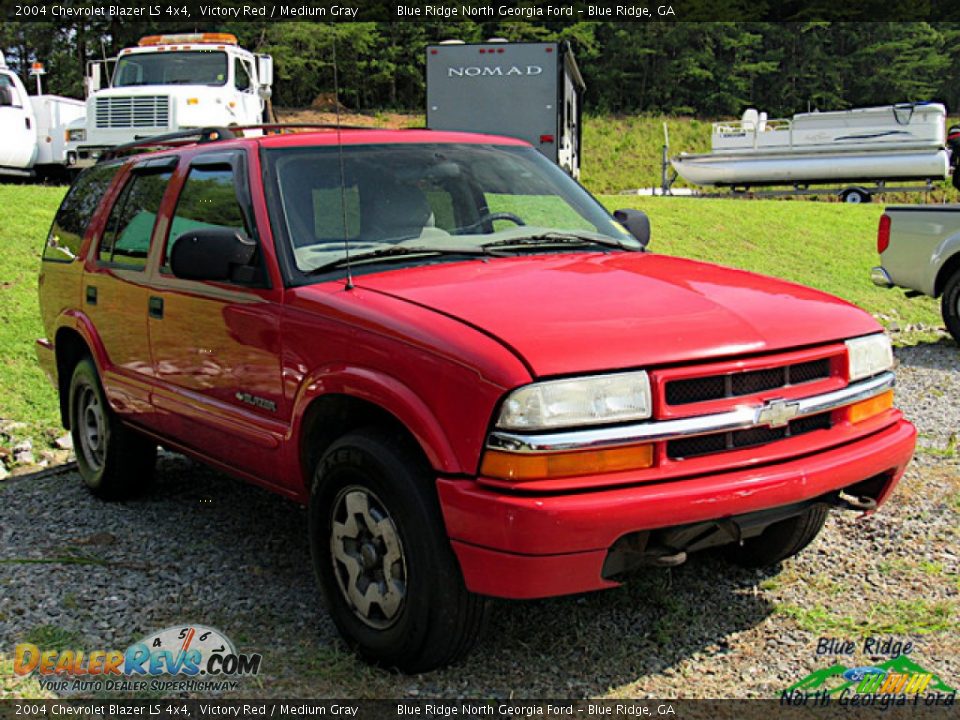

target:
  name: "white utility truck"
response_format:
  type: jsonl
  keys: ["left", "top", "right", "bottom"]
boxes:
{"left": 0, "top": 53, "right": 85, "bottom": 178}
{"left": 66, "top": 33, "right": 273, "bottom": 166}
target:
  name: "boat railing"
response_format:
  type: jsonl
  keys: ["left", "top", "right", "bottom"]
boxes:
{"left": 713, "top": 117, "right": 793, "bottom": 150}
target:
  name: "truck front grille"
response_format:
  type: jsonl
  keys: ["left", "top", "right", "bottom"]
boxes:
{"left": 95, "top": 96, "right": 170, "bottom": 129}
{"left": 667, "top": 412, "right": 832, "bottom": 460}
{"left": 665, "top": 358, "right": 831, "bottom": 406}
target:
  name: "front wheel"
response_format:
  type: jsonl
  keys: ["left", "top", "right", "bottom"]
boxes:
{"left": 727, "top": 504, "right": 829, "bottom": 568}
{"left": 941, "top": 270, "right": 960, "bottom": 344}
{"left": 68, "top": 357, "right": 156, "bottom": 500}
{"left": 309, "top": 428, "right": 487, "bottom": 672}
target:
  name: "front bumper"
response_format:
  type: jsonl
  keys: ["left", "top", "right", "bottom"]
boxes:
{"left": 438, "top": 417, "right": 915, "bottom": 599}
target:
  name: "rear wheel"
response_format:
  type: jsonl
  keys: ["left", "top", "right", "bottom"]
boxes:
{"left": 68, "top": 357, "right": 156, "bottom": 500}
{"left": 727, "top": 504, "right": 829, "bottom": 567}
{"left": 308, "top": 428, "right": 487, "bottom": 672}
{"left": 942, "top": 270, "right": 960, "bottom": 343}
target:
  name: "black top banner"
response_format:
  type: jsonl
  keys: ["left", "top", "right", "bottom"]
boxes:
{"left": 2, "top": 0, "right": 960, "bottom": 23}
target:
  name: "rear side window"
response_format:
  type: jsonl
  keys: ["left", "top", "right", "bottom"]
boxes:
{"left": 98, "top": 171, "right": 172, "bottom": 269}
{"left": 43, "top": 164, "right": 122, "bottom": 263}
{"left": 164, "top": 166, "right": 249, "bottom": 263}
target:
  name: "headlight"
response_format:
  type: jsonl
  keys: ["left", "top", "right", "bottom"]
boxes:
{"left": 66, "top": 128, "right": 85, "bottom": 142}
{"left": 496, "top": 371, "right": 652, "bottom": 430}
{"left": 845, "top": 334, "right": 893, "bottom": 381}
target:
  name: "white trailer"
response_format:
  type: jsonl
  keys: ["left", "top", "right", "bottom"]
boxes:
{"left": 0, "top": 53, "right": 85, "bottom": 178}
{"left": 426, "top": 40, "right": 585, "bottom": 178}
{"left": 66, "top": 33, "right": 273, "bottom": 166}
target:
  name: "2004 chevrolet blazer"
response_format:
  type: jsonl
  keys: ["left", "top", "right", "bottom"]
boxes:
{"left": 36, "top": 128, "right": 916, "bottom": 671}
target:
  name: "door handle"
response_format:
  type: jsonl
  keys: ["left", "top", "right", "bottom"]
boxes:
{"left": 148, "top": 296, "right": 164, "bottom": 319}
{"left": 85, "top": 285, "right": 97, "bottom": 305}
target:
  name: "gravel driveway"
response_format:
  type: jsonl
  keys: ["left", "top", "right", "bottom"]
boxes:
{"left": 1, "top": 341, "right": 957, "bottom": 699}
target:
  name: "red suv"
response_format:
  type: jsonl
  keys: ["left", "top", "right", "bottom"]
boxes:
{"left": 37, "top": 127, "right": 915, "bottom": 671}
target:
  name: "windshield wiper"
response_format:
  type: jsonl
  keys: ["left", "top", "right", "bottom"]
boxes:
{"left": 304, "top": 245, "right": 486, "bottom": 275}
{"left": 480, "top": 232, "right": 636, "bottom": 252}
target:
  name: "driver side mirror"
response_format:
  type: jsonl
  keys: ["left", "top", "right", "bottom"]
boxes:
{"left": 0, "top": 86, "right": 13, "bottom": 107}
{"left": 614, "top": 209, "right": 651, "bottom": 248}
{"left": 170, "top": 228, "right": 257, "bottom": 283}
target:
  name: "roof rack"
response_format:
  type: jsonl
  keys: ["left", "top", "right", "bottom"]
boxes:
{"left": 95, "top": 123, "right": 406, "bottom": 164}
{"left": 97, "top": 127, "right": 236, "bottom": 163}
{"left": 245, "top": 123, "right": 381, "bottom": 133}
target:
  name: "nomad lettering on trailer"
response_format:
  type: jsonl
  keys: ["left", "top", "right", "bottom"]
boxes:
{"left": 447, "top": 65, "right": 543, "bottom": 77}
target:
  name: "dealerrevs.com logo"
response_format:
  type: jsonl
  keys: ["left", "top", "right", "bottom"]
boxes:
{"left": 14, "top": 625, "right": 262, "bottom": 693}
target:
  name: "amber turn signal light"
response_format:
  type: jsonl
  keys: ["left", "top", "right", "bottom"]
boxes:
{"left": 480, "top": 444, "right": 654, "bottom": 481}
{"left": 847, "top": 390, "right": 894, "bottom": 424}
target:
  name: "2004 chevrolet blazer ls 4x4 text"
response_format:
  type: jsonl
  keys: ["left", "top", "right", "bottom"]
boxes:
{"left": 36, "top": 127, "right": 916, "bottom": 671}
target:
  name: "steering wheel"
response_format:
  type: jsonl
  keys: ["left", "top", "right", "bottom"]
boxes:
{"left": 455, "top": 212, "right": 526, "bottom": 234}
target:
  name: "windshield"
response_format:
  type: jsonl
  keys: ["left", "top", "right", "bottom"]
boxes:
{"left": 265, "top": 143, "right": 637, "bottom": 275}
{"left": 113, "top": 51, "right": 228, "bottom": 87}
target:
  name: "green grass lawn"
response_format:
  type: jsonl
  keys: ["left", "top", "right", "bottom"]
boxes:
{"left": 0, "top": 184, "right": 67, "bottom": 446}
{"left": 0, "top": 183, "right": 943, "bottom": 447}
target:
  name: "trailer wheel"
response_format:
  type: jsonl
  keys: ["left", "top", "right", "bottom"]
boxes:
{"left": 841, "top": 188, "right": 871, "bottom": 204}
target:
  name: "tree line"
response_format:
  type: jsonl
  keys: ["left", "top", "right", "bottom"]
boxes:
{"left": 2, "top": 21, "right": 959, "bottom": 117}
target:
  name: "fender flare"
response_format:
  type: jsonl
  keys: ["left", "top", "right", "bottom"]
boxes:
{"left": 289, "top": 364, "right": 463, "bottom": 477}
{"left": 54, "top": 310, "right": 110, "bottom": 376}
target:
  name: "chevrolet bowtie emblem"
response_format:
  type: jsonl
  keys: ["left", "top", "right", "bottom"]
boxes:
{"left": 756, "top": 399, "right": 801, "bottom": 428}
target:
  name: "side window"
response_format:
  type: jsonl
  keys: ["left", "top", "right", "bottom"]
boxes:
{"left": 165, "top": 165, "right": 249, "bottom": 265}
{"left": 98, "top": 171, "right": 172, "bottom": 269}
{"left": 0, "top": 74, "right": 22, "bottom": 106}
{"left": 44, "top": 164, "right": 122, "bottom": 262}
{"left": 234, "top": 58, "right": 251, "bottom": 92}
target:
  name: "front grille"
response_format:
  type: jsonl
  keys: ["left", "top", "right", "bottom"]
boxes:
{"left": 667, "top": 412, "right": 832, "bottom": 460}
{"left": 665, "top": 358, "right": 831, "bottom": 406}
{"left": 95, "top": 96, "right": 170, "bottom": 129}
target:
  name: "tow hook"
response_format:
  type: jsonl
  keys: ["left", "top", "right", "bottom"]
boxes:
{"left": 830, "top": 491, "right": 878, "bottom": 512}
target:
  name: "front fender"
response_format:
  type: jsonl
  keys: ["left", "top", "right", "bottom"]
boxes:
{"left": 289, "top": 364, "right": 463, "bottom": 476}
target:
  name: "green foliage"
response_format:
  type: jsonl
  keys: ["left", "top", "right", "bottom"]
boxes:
{"left": 2, "top": 21, "right": 960, "bottom": 116}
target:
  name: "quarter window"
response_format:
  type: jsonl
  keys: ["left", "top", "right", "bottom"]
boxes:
{"left": 44, "top": 163, "right": 122, "bottom": 263}
{"left": 98, "top": 171, "right": 172, "bottom": 269}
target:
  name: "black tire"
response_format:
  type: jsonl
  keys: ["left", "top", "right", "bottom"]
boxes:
{"left": 68, "top": 357, "right": 156, "bottom": 500}
{"left": 941, "top": 270, "right": 960, "bottom": 344}
{"left": 727, "top": 504, "right": 829, "bottom": 568}
{"left": 841, "top": 188, "right": 871, "bottom": 204}
{"left": 308, "top": 428, "right": 487, "bottom": 672}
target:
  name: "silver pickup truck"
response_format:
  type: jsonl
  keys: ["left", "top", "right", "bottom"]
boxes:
{"left": 872, "top": 206, "right": 960, "bottom": 342}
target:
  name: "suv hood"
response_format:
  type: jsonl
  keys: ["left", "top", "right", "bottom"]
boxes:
{"left": 356, "top": 253, "right": 880, "bottom": 377}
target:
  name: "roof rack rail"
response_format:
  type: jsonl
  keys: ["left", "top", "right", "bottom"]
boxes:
{"left": 97, "top": 127, "right": 236, "bottom": 163}
{"left": 240, "top": 122, "right": 381, "bottom": 133}
{"left": 95, "top": 123, "right": 409, "bottom": 164}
